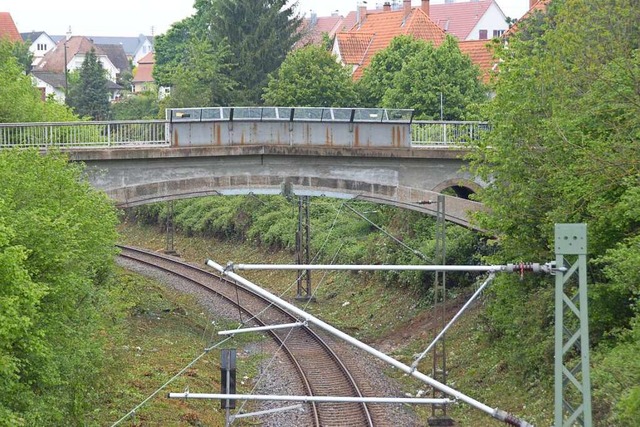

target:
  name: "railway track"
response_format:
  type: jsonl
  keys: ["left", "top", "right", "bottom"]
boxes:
{"left": 117, "top": 245, "right": 374, "bottom": 427}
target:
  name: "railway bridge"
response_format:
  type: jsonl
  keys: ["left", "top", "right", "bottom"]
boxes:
{"left": 0, "top": 107, "right": 489, "bottom": 228}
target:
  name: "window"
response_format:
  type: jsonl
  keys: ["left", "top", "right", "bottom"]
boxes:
{"left": 493, "top": 29, "right": 505, "bottom": 37}
{"left": 479, "top": 29, "right": 488, "bottom": 40}
{"left": 37, "top": 43, "right": 47, "bottom": 51}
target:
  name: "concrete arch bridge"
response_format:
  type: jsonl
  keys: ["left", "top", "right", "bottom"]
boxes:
{"left": 0, "top": 107, "right": 489, "bottom": 228}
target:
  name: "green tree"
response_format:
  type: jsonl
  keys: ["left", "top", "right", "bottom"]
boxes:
{"left": 206, "top": 0, "right": 302, "bottom": 104}
{"left": 155, "top": 0, "right": 302, "bottom": 106}
{"left": 67, "top": 48, "right": 111, "bottom": 120}
{"left": 0, "top": 149, "right": 119, "bottom": 424}
{"left": 161, "top": 37, "right": 236, "bottom": 108}
{"left": 467, "top": 0, "right": 640, "bottom": 407}
{"left": 262, "top": 44, "right": 357, "bottom": 107}
{"left": 11, "top": 40, "right": 33, "bottom": 74}
{"left": 153, "top": 17, "right": 203, "bottom": 88}
{"left": 382, "top": 35, "right": 487, "bottom": 120}
{"left": 0, "top": 40, "right": 76, "bottom": 123}
{"left": 112, "top": 92, "right": 159, "bottom": 120}
{"left": 356, "top": 35, "right": 431, "bottom": 107}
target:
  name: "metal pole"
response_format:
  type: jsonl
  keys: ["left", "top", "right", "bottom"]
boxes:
{"left": 207, "top": 259, "right": 534, "bottom": 426}
{"left": 231, "top": 264, "right": 543, "bottom": 273}
{"left": 295, "top": 196, "right": 312, "bottom": 300}
{"left": 165, "top": 200, "right": 177, "bottom": 255}
{"left": 64, "top": 41, "right": 69, "bottom": 101}
{"left": 413, "top": 273, "right": 495, "bottom": 371}
{"left": 554, "top": 224, "right": 592, "bottom": 427}
{"left": 431, "top": 194, "right": 451, "bottom": 424}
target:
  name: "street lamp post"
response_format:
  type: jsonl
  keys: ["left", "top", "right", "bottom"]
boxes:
{"left": 63, "top": 41, "right": 69, "bottom": 101}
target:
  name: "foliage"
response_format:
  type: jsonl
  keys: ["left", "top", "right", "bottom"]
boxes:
{"left": 66, "top": 48, "right": 111, "bottom": 120}
{"left": 10, "top": 40, "right": 33, "bottom": 74}
{"left": 592, "top": 314, "right": 640, "bottom": 426}
{"left": 112, "top": 92, "right": 160, "bottom": 120}
{"left": 153, "top": 17, "right": 201, "bottom": 88}
{"left": 0, "top": 149, "right": 119, "bottom": 424}
{"left": 0, "top": 40, "right": 76, "bottom": 123}
{"left": 132, "top": 196, "right": 484, "bottom": 292}
{"left": 356, "top": 35, "right": 432, "bottom": 107}
{"left": 382, "top": 35, "right": 487, "bottom": 120}
{"left": 467, "top": 0, "right": 640, "bottom": 404}
{"left": 262, "top": 44, "right": 357, "bottom": 107}
{"left": 161, "top": 38, "right": 236, "bottom": 108}
{"left": 155, "top": 0, "right": 301, "bottom": 106}
{"left": 205, "top": 0, "right": 302, "bottom": 104}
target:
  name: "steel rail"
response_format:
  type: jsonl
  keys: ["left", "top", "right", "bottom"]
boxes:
{"left": 118, "top": 245, "right": 374, "bottom": 426}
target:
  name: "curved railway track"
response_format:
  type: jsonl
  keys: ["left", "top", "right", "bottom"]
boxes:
{"left": 117, "top": 245, "right": 374, "bottom": 427}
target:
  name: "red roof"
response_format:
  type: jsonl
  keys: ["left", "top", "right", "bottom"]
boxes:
{"left": 37, "top": 36, "right": 106, "bottom": 73}
{"left": 297, "top": 15, "right": 345, "bottom": 47}
{"left": 459, "top": 39, "right": 496, "bottom": 83}
{"left": 0, "top": 12, "right": 22, "bottom": 42}
{"left": 133, "top": 52, "right": 154, "bottom": 83}
{"left": 504, "top": 0, "right": 551, "bottom": 37}
{"left": 429, "top": 0, "right": 495, "bottom": 40}
{"left": 337, "top": 7, "right": 446, "bottom": 79}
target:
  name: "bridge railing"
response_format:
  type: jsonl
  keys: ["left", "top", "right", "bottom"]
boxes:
{"left": 167, "top": 107, "right": 415, "bottom": 123}
{"left": 411, "top": 121, "right": 490, "bottom": 147}
{"left": 0, "top": 120, "right": 168, "bottom": 149}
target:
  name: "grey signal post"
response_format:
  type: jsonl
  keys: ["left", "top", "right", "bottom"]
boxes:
{"left": 221, "top": 349, "right": 237, "bottom": 427}
{"left": 429, "top": 194, "right": 454, "bottom": 426}
{"left": 295, "top": 196, "right": 313, "bottom": 301}
{"left": 554, "top": 224, "right": 592, "bottom": 426}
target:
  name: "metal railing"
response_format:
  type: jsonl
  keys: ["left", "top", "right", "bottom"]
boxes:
{"left": 411, "top": 121, "right": 490, "bottom": 147}
{"left": 168, "top": 107, "right": 415, "bottom": 123}
{"left": 0, "top": 118, "right": 490, "bottom": 149}
{"left": 0, "top": 120, "right": 168, "bottom": 149}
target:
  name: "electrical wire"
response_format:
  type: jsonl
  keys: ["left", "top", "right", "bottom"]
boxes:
{"left": 344, "top": 202, "right": 432, "bottom": 263}
{"left": 110, "top": 336, "right": 234, "bottom": 427}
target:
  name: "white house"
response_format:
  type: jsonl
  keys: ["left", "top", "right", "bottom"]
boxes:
{"left": 31, "top": 71, "right": 66, "bottom": 102}
{"left": 31, "top": 70, "right": 123, "bottom": 103}
{"left": 20, "top": 31, "right": 57, "bottom": 66}
{"left": 429, "top": 0, "right": 509, "bottom": 40}
{"left": 36, "top": 36, "right": 119, "bottom": 83}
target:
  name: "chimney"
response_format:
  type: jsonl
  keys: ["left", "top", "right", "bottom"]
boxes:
{"left": 403, "top": 0, "right": 411, "bottom": 18}
{"left": 357, "top": 4, "right": 367, "bottom": 26}
{"left": 310, "top": 11, "right": 318, "bottom": 26}
{"left": 65, "top": 26, "right": 72, "bottom": 41}
{"left": 383, "top": 2, "right": 391, "bottom": 11}
{"left": 421, "top": 0, "right": 430, "bottom": 15}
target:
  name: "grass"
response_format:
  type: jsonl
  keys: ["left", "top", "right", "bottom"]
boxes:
{"left": 90, "top": 270, "right": 269, "bottom": 426}
{"left": 110, "top": 221, "right": 553, "bottom": 426}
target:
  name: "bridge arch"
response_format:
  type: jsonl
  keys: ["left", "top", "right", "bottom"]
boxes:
{"left": 83, "top": 147, "right": 486, "bottom": 230}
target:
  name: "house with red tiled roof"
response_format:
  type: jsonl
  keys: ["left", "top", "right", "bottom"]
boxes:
{"left": 0, "top": 12, "right": 21, "bottom": 42}
{"left": 504, "top": 0, "right": 551, "bottom": 37}
{"left": 36, "top": 36, "right": 120, "bottom": 83}
{"left": 297, "top": 11, "right": 346, "bottom": 48}
{"left": 459, "top": 39, "right": 497, "bottom": 83}
{"left": 333, "top": 0, "right": 446, "bottom": 79}
{"left": 132, "top": 52, "right": 156, "bottom": 93}
{"left": 429, "top": 0, "right": 508, "bottom": 40}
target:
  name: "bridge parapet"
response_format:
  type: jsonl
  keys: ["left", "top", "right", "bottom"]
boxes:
{"left": 167, "top": 107, "right": 415, "bottom": 149}
{"left": 0, "top": 107, "right": 489, "bottom": 149}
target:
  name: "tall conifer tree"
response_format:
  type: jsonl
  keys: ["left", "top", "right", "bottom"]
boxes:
{"left": 67, "top": 49, "right": 111, "bottom": 120}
